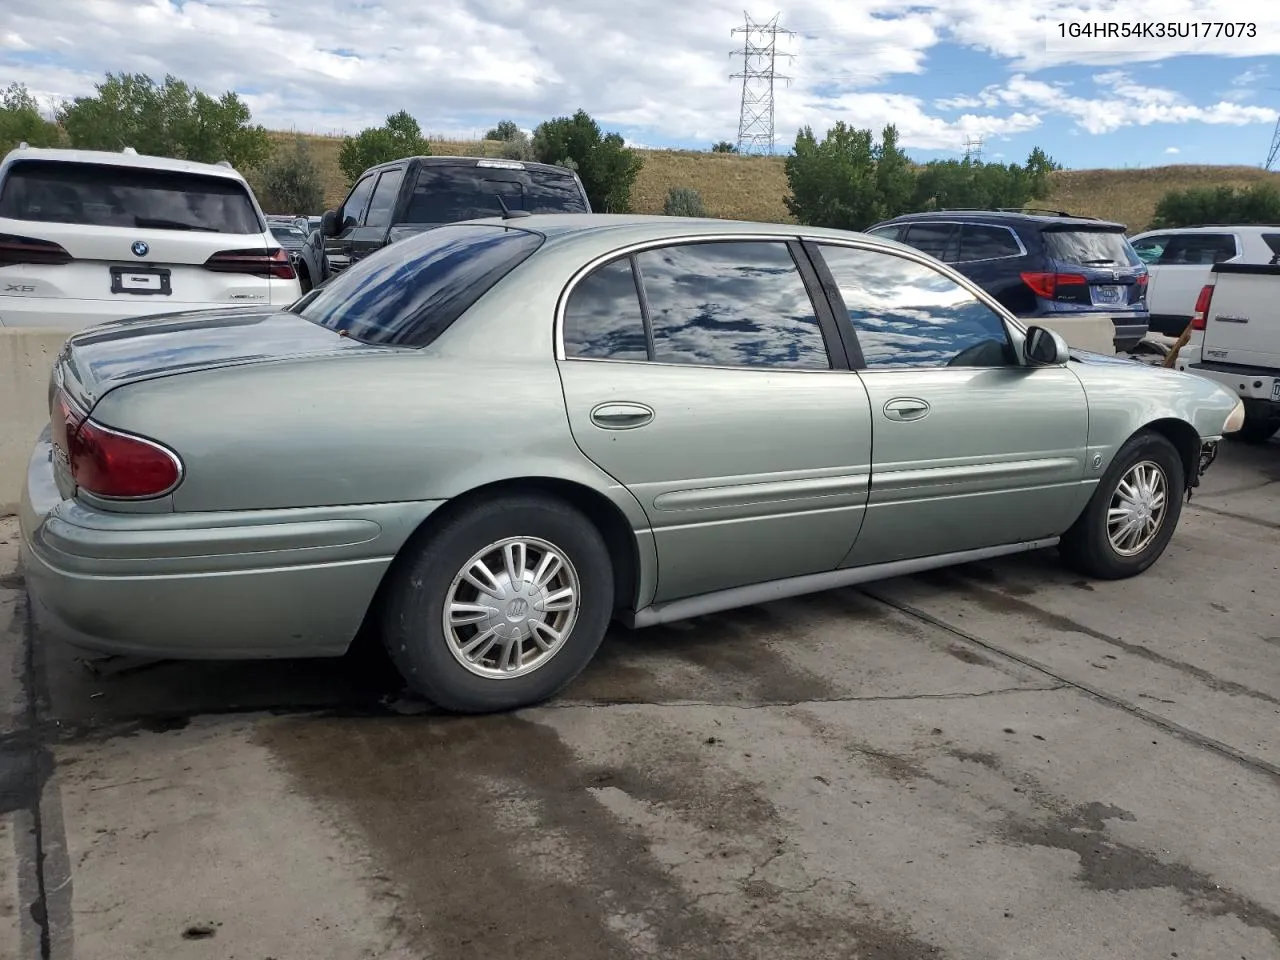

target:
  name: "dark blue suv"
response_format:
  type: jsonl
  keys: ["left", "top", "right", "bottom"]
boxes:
{"left": 865, "top": 209, "right": 1150, "bottom": 352}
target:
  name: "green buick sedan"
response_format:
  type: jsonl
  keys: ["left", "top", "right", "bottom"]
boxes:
{"left": 19, "top": 214, "right": 1245, "bottom": 713}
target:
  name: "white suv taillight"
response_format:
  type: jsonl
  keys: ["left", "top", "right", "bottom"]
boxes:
{"left": 203, "top": 246, "right": 295, "bottom": 279}
{"left": 0, "top": 233, "right": 73, "bottom": 267}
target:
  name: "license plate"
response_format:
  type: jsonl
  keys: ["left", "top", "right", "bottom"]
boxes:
{"left": 110, "top": 265, "right": 171, "bottom": 296}
{"left": 1092, "top": 284, "right": 1124, "bottom": 305}
{"left": 1272, "top": 379, "right": 1280, "bottom": 402}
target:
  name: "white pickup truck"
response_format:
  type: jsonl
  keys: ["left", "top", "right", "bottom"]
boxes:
{"left": 1172, "top": 262, "right": 1280, "bottom": 443}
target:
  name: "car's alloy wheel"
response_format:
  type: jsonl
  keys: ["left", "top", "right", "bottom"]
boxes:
{"left": 380, "top": 494, "right": 614, "bottom": 713}
{"left": 1059, "top": 430, "right": 1185, "bottom": 580}
{"left": 442, "top": 536, "right": 581, "bottom": 679}
{"left": 1105, "top": 460, "right": 1168, "bottom": 557}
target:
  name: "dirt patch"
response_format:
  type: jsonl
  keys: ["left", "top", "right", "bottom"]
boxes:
{"left": 1002, "top": 801, "right": 1280, "bottom": 944}
{"left": 945, "top": 644, "right": 994, "bottom": 667}
{"left": 946, "top": 749, "right": 1001, "bottom": 770}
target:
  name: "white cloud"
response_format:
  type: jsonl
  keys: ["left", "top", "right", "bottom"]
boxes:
{"left": 1164, "top": 146, "right": 1180, "bottom": 154}
{"left": 1233, "top": 66, "right": 1268, "bottom": 87}
{"left": 0, "top": 0, "right": 1277, "bottom": 154}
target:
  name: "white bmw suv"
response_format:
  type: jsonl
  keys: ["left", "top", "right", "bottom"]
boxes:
{"left": 0, "top": 145, "right": 301, "bottom": 329}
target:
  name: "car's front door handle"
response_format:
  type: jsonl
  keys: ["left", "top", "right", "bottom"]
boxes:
{"left": 883, "top": 397, "right": 931, "bottom": 422}
{"left": 590, "top": 402, "right": 655, "bottom": 430}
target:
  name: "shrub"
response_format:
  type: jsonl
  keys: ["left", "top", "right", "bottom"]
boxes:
{"left": 664, "top": 186, "right": 707, "bottom": 217}
{"left": 531, "top": 109, "right": 643, "bottom": 213}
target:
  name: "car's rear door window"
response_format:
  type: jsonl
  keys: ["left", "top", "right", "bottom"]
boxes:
{"left": 959, "top": 224, "right": 1022, "bottom": 261}
{"left": 563, "top": 258, "right": 650, "bottom": 361}
{"left": 294, "top": 223, "right": 543, "bottom": 346}
{"left": 901, "top": 223, "right": 960, "bottom": 262}
{"left": 1044, "top": 228, "right": 1142, "bottom": 267}
{"left": 563, "top": 241, "right": 832, "bottom": 369}
{"left": 0, "top": 159, "right": 262, "bottom": 233}
{"left": 816, "top": 243, "right": 1014, "bottom": 369}
{"left": 1154, "top": 233, "right": 1238, "bottom": 266}
{"left": 1263, "top": 233, "right": 1280, "bottom": 264}
{"left": 635, "top": 241, "right": 832, "bottom": 369}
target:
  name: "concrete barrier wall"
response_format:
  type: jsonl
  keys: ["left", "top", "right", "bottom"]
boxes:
{"left": 1, "top": 329, "right": 76, "bottom": 516}
{"left": 0, "top": 317, "right": 1119, "bottom": 516}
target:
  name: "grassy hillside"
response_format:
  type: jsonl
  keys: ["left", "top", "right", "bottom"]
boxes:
{"left": 268, "top": 130, "right": 1280, "bottom": 233}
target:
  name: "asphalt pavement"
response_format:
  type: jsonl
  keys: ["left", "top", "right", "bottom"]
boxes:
{"left": 2, "top": 437, "right": 1278, "bottom": 960}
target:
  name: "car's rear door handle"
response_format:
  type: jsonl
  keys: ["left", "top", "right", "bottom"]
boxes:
{"left": 590, "top": 402, "right": 655, "bottom": 430}
{"left": 883, "top": 397, "right": 930, "bottom": 422}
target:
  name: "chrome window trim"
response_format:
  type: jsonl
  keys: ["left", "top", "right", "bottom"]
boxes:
{"left": 553, "top": 230, "right": 1029, "bottom": 374}
{"left": 896, "top": 220, "right": 1028, "bottom": 264}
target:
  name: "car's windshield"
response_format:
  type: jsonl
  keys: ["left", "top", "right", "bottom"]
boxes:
{"left": 0, "top": 159, "right": 264, "bottom": 233}
{"left": 271, "top": 225, "right": 306, "bottom": 242}
{"left": 292, "top": 223, "right": 544, "bottom": 347}
{"left": 1044, "top": 229, "right": 1141, "bottom": 267}
{"left": 403, "top": 164, "right": 589, "bottom": 224}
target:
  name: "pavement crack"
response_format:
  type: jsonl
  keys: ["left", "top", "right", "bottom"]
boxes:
{"left": 1188, "top": 502, "right": 1280, "bottom": 532}
{"left": 863, "top": 589, "right": 1280, "bottom": 785}
{"left": 545, "top": 685, "right": 1067, "bottom": 711}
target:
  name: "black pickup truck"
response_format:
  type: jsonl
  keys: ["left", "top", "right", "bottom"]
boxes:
{"left": 320, "top": 155, "right": 592, "bottom": 274}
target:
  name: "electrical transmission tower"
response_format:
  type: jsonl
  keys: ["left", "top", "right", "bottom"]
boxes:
{"left": 730, "top": 12, "right": 794, "bottom": 155}
{"left": 1266, "top": 116, "right": 1280, "bottom": 171}
{"left": 963, "top": 136, "right": 985, "bottom": 163}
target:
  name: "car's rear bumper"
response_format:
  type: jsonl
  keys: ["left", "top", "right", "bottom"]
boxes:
{"left": 19, "top": 428, "right": 442, "bottom": 660}
{"left": 1186, "top": 360, "right": 1280, "bottom": 410}
{"left": 1025, "top": 308, "right": 1148, "bottom": 353}
{"left": 0, "top": 291, "right": 300, "bottom": 330}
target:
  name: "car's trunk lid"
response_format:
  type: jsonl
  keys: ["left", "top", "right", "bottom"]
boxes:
{"left": 53, "top": 306, "right": 381, "bottom": 412}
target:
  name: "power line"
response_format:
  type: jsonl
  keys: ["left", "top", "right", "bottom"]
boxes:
{"left": 963, "top": 135, "right": 985, "bottom": 163}
{"left": 730, "top": 12, "right": 794, "bottom": 155}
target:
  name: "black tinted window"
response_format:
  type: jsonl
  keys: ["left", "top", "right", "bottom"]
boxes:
{"left": 902, "top": 223, "right": 959, "bottom": 262}
{"left": 295, "top": 224, "right": 543, "bottom": 347}
{"left": 1045, "top": 229, "right": 1141, "bottom": 267}
{"left": 341, "top": 175, "right": 375, "bottom": 226}
{"left": 634, "top": 241, "right": 830, "bottom": 370}
{"left": 0, "top": 160, "right": 262, "bottom": 233}
{"left": 1157, "top": 233, "right": 1237, "bottom": 266}
{"left": 961, "top": 224, "right": 1022, "bottom": 261}
{"left": 563, "top": 258, "right": 649, "bottom": 361}
{"left": 404, "top": 164, "right": 588, "bottom": 223}
{"left": 866, "top": 224, "right": 903, "bottom": 242}
{"left": 817, "top": 244, "right": 1013, "bottom": 369}
{"left": 365, "top": 169, "right": 403, "bottom": 229}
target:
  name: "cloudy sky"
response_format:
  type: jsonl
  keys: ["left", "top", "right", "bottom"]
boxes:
{"left": 2, "top": 0, "right": 1278, "bottom": 168}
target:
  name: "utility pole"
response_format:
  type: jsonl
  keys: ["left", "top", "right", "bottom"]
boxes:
{"left": 730, "top": 12, "right": 794, "bottom": 155}
{"left": 963, "top": 135, "right": 985, "bottom": 163}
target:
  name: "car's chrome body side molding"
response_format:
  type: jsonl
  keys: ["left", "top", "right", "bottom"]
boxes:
{"left": 622, "top": 536, "right": 1061, "bottom": 629}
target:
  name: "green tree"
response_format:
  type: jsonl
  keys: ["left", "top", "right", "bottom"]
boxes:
{"left": 1148, "top": 183, "right": 1280, "bottom": 230}
{"left": 909, "top": 148, "right": 1059, "bottom": 214}
{"left": 485, "top": 120, "right": 521, "bottom": 141}
{"left": 664, "top": 186, "right": 707, "bottom": 217}
{"left": 0, "top": 82, "right": 63, "bottom": 154}
{"left": 531, "top": 109, "right": 644, "bottom": 213}
{"left": 258, "top": 136, "right": 325, "bottom": 214}
{"left": 711, "top": 140, "right": 737, "bottom": 153}
{"left": 338, "top": 110, "right": 430, "bottom": 186}
{"left": 59, "top": 72, "right": 269, "bottom": 168}
{"left": 783, "top": 122, "right": 912, "bottom": 230}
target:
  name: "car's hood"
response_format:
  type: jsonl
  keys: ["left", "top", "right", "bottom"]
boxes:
{"left": 1069, "top": 348, "right": 1144, "bottom": 366}
{"left": 55, "top": 305, "right": 381, "bottom": 410}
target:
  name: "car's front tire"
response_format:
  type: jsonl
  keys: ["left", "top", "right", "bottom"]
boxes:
{"left": 1059, "top": 431, "right": 1185, "bottom": 580}
{"left": 379, "top": 493, "right": 614, "bottom": 713}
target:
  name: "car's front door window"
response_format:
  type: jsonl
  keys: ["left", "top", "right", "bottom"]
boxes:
{"left": 341, "top": 175, "right": 376, "bottom": 229}
{"left": 814, "top": 243, "right": 1015, "bottom": 369}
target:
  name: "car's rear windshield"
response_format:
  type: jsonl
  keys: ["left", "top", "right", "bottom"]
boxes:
{"left": 403, "top": 164, "right": 589, "bottom": 224}
{"left": 0, "top": 159, "right": 263, "bottom": 234}
{"left": 293, "top": 223, "right": 544, "bottom": 347}
{"left": 270, "top": 225, "right": 306, "bottom": 241}
{"left": 1043, "top": 228, "right": 1141, "bottom": 267}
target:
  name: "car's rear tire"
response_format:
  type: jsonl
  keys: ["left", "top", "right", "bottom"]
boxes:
{"left": 297, "top": 263, "right": 312, "bottom": 294}
{"left": 1059, "top": 431, "right": 1185, "bottom": 580}
{"left": 379, "top": 494, "right": 614, "bottom": 713}
{"left": 1231, "top": 415, "right": 1279, "bottom": 445}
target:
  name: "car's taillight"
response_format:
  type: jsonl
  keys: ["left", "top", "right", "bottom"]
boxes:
{"left": 1021, "top": 271, "right": 1088, "bottom": 300}
{"left": 1190, "top": 284, "right": 1214, "bottom": 331}
{"left": 204, "top": 246, "right": 296, "bottom": 279}
{"left": 1136, "top": 273, "right": 1149, "bottom": 288}
{"left": 50, "top": 387, "right": 183, "bottom": 499}
{"left": 0, "top": 233, "right": 73, "bottom": 268}
{"left": 50, "top": 387, "right": 86, "bottom": 455}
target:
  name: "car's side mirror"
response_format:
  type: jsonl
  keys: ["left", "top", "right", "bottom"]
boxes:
{"left": 1024, "top": 325, "right": 1070, "bottom": 366}
{"left": 321, "top": 209, "right": 340, "bottom": 238}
